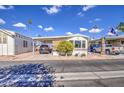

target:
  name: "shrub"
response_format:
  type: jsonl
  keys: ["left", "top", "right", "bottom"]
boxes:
{"left": 74, "top": 53, "right": 79, "bottom": 57}
{"left": 67, "top": 51, "right": 73, "bottom": 56}
{"left": 57, "top": 41, "right": 74, "bottom": 56}
{"left": 80, "top": 53, "right": 86, "bottom": 57}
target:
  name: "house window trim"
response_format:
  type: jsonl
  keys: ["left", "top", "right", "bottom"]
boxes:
{"left": 0, "top": 33, "right": 7, "bottom": 44}
{"left": 121, "top": 40, "right": 124, "bottom": 45}
{"left": 75, "top": 40, "right": 82, "bottom": 48}
{"left": 69, "top": 40, "right": 86, "bottom": 49}
{"left": 23, "top": 40, "right": 28, "bottom": 48}
{"left": 82, "top": 40, "right": 86, "bottom": 48}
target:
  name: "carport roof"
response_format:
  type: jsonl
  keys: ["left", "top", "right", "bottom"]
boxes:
{"left": 106, "top": 35, "right": 124, "bottom": 40}
{"left": 90, "top": 34, "right": 124, "bottom": 42}
{"left": 32, "top": 34, "right": 89, "bottom": 40}
{"left": 0, "top": 29, "right": 32, "bottom": 39}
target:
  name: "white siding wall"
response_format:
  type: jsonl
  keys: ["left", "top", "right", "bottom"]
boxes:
{"left": 0, "top": 31, "right": 33, "bottom": 55}
{"left": 14, "top": 37, "right": 33, "bottom": 54}
{"left": 0, "top": 44, "right": 7, "bottom": 55}
{"left": 67, "top": 36, "right": 88, "bottom": 56}
{"left": 7, "top": 36, "right": 15, "bottom": 55}
{"left": 0, "top": 35, "right": 15, "bottom": 55}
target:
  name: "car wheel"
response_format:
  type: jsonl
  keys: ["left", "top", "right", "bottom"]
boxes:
{"left": 106, "top": 50, "right": 110, "bottom": 55}
{"left": 93, "top": 49, "right": 96, "bottom": 53}
{"left": 115, "top": 53, "right": 119, "bottom": 55}
{"left": 39, "top": 51, "right": 41, "bottom": 54}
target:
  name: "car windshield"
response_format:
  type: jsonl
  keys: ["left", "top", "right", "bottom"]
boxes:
{"left": 41, "top": 45, "right": 49, "bottom": 47}
{"left": 106, "top": 44, "right": 112, "bottom": 47}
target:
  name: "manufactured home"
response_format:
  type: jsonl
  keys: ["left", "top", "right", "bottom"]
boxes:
{"left": 90, "top": 35, "right": 124, "bottom": 53}
{"left": 0, "top": 29, "right": 33, "bottom": 55}
{"left": 33, "top": 34, "right": 89, "bottom": 56}
{"left": 90, "top": 35, "right": 124, "bottom": 47}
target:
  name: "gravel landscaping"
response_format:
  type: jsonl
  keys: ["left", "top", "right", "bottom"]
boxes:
{"left": 0, "top": 63, "right": 55, "bottom": 87}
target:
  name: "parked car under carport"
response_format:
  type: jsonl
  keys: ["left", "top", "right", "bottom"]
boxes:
{"left": 39, "top": 45, "right": 52, "bottom": 54}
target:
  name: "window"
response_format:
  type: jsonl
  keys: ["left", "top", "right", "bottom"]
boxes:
{"left": 23, "top": 40, "right": 25, "bottom": 47}
{"left": 26, "top": 41, "right": 28, "bottom": 47}
{"left": 121, "top": 41, "right": 124, "bottom": 45}
{"left": 106, "top": 44, "right": 112, "bottom": 47}
{"left": 75, "top": 40, "right": 81, "bottom": 48}
{"left": 23, "top": 40, "right": 28, "bottom": 48}
{"left": 82, "top": 41, "right": 86, "bottom": 48}
{"left": 3, "top": 33, "right": 7, "bottom": 44}
{"left": 0, "top": 33, "right": 7, "bottom": 44}
{"left": 107, "top": 41, "right": 111, "bottom": 44}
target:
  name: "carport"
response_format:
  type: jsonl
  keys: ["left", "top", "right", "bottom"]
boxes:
{"left": 90, "top": 35, "right": 124, "bottom": 54}
{"left": 32, "top": 34, "right": 89, "bottom": 56}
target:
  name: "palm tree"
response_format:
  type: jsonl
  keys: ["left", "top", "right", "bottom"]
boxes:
{"left": 27, "top": 19, "right": 34, "bottom": 55}
{"left": 27, "top": 19, "right": 32, "bottom": 32}
{"left": 92, "top": 25, "right": 105, "bottom": 54}
{"left": 117, "top": 22, "right": 124, "bottom": 32}
{"left": 28, "top": 19, "right": 32, "bottom": 25}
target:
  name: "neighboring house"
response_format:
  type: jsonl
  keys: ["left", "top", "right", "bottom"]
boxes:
{"left": 0, "top": 29, "right": 33, "bottom": 55}
{"left": 33, "top": 34, "right": 89, "bottom": 56}
{"left": 89, "top": 35, "right": 124, "bottom": 53}
{"left": 90, "top": 35, "right": 124, "bottom": 47}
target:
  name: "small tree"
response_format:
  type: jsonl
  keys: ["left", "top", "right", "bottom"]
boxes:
{"left": 57, "top": 41, "right": 74, "bottom": 56}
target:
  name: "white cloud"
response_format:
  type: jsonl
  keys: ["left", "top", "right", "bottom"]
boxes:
{"left": 13, "top": 23, "right": 26, "bottom": 28}
{"left": 83, "top": 5, "right": 96, "bottom": 11}
{"left": 42, "top": 5, "right": 62, "bottom": 15}
{"left": 44, "top": 26, "right": 54, "bottom": 32}
{"left": 89, "top": 28, "right": 103, "bottom": 33}
{"left": 66, "top": 32, "right": 73, "bottom": 35}
{"left": 107, "top": 32, "right": 115, "bottom": 36}
{"left": 77, "top": 12, "right": 84, "bottom": 17}
{"left": 0, "top": 18, "right": 6, "bottom": 25}
{"left": 89, "top": 20, "right": 93, "bottom": 23}
{"left": 94, "top": 18, "right": 101, "bottom": 21}
{"left": 115, "top": 29, "right": 118, "bottom": 32}
{"left": 38, "top": 25, "right": 43, "bottom": 29}
{"left": 89, "top": 18, "right": 102, "bottom": 23}
{"left": 80, "top": 27, "right": 88, "bottom": 32}
{"left": 0, "top": 5, "right": 14, "bottom": 10}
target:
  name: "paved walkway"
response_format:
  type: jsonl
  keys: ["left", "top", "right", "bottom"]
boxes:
{"left": 55, "top": 70, "right": 124, "bottom": 81}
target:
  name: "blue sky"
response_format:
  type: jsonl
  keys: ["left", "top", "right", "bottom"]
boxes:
{"left": 0, "top": 5, "right": 124, "bottom": 38}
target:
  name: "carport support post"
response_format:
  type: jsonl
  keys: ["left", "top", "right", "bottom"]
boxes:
{"left": 101, "top": 37, "right": 105, "bottom": 55}
{"left": 32, "top": 41, "right": 35, "bottom": 56}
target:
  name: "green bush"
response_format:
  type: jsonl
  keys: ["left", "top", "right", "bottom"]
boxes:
{"left": 80, "top": 53, "right": 86, "bottom": 57}
{"left": 57, "top": 41, "right": 74, "bottom": 56}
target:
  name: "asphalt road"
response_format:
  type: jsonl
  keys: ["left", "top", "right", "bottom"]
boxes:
{"left": 43, "top": 59, "right": 124, "bottom": 73}
{"left": 1, "top": 59, "right": 124, "bottom": 87}
{"left": 0, "top": 59, "right": 124, "bottom": 73}
{"left": 56, "top": 77, "right": 124, "bottom": 87}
